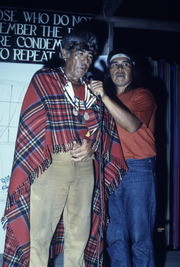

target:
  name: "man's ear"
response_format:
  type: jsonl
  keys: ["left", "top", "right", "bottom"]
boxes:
{"left": 61, "top": 49, "right": 68, "bottom": 61}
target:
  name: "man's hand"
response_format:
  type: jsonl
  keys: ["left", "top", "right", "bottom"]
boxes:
{"left": 90, "top": 80, "right": 106, "bottom": 99}
{"left": 70, "top": 139, "right": 94, "bottom": 162}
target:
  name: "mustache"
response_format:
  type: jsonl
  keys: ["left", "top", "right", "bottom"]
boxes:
{"left": 81, "top": 64, "right": 88, "bottom": 70}
{"left": 116, "top": 71, "right": 125, "bottom": 77}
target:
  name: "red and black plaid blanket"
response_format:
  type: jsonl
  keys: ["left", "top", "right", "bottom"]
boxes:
{"left": 1, "top": 68, "right": 127, "bottom": 266}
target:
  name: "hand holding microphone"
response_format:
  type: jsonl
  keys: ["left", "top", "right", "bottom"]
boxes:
{"left": 86, "top": 72, "right": 105, "bottom": 100}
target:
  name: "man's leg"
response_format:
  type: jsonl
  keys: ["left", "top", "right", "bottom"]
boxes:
{"left": 126, "top": 158, "right": 156, "bottom": 267}
{"left": 107, "top": 157, "right": 156, "bottom": 267}
{"left": 106, "top": 180, "right": 132, "bottom": 267}
{"left": 63, "top": 158, "right": 94, "bottom": 267}
{"left": 30, "top": 153, "right": 72, "bottom": 267}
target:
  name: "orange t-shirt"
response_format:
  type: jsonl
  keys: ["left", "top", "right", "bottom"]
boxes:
{"left": 116, "top": 88, "right": 157, "bottom": 159}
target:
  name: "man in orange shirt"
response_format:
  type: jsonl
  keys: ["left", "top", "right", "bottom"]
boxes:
{"left": 90, "top": 49, "right": 157, "bottom": 266}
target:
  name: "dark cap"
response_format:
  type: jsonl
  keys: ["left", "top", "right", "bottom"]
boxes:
{"left": 62, "top": 30, "right": 98, "bottom": 55}
{"left": 107, "top": 49, "right": 135, "bottom": 66}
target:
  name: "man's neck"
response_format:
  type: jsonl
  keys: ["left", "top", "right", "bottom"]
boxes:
{"left": 116, "top": 86, "right": 126, "bottom": 94}
{"left": 65, "top": 72, "right": 82, "bottom": 86}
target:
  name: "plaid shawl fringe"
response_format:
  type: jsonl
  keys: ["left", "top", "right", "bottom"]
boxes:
{"left": 3, "top": 224, "right": 30, "bottom": 267}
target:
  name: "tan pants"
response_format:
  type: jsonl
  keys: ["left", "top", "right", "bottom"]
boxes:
{"left": 29, "top": 152, "right": 94, "bottom": 267}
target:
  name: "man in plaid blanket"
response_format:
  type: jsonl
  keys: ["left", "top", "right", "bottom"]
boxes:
{"left": 2, "top": 29, "right": 127, "bottom": 266}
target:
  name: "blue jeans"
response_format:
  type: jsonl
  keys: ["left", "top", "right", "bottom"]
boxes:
{"left": 106, "top": 157, "right": 156, "bottom": 267}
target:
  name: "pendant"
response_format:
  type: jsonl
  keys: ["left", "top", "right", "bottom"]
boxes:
{"left": 84, "top": 112, "right": 89, "bottom": 120}
{"left": 73, "top": 108, "right": 78, "bottom": 116}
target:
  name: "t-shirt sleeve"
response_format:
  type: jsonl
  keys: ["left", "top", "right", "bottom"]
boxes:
{"left": 131, "top": 89, "right": 156, "bottom": 127}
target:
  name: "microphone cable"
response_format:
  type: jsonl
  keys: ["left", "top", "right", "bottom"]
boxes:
{"left": 97, "top": 95, "right": 104, "bottom": 267}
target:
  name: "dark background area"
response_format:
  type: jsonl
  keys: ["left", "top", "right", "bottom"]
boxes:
{"left": 1, "top": 0, "right": 180, "bottom": 20}
{"left": 0, "top": 0, "right": 180, "bottom": 265}
{"left": 1, "top": 0, "right": 180, "bottom": 62}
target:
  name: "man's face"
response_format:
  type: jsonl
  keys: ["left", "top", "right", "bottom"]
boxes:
{"left": 63, "top": 49, "right": 93, "bottom": 82}
{"left": 109, "top": 56, "right": 133, "bottom": 92}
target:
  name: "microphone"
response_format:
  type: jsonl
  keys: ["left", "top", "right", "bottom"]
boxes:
{"left": 86, "top": 71, "right": 94, "bottom": 82}
{"left": 86, "top": 72, "right": 102, "bottom": 101}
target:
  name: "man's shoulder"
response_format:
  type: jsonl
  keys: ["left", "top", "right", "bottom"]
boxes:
{"left": 131, "top": 87, "right": 156, "bottom": 107}
{"left": 31, "top": 67, "right": 64, "bottom": 84}
{"left": 133, "top": 87, "right": 150, "bottom": 93}
{"left": 131, "top": 87, "right": 154, "bottom": 98}
{"left": 34, "top": 67, "right": 61, "bottom": 76}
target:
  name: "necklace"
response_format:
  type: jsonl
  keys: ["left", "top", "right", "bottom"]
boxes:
{"left": 60, "top": 68, "right": 96, "bottom": 121}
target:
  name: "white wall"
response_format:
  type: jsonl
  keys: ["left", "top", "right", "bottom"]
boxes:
{"left": 0, "top": 62, "right": 43, "bottom": 253}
